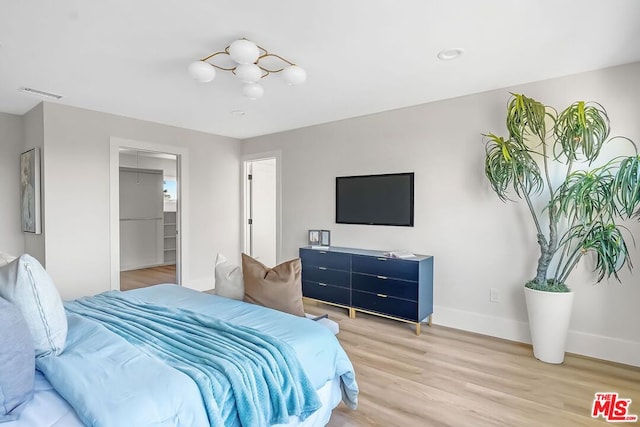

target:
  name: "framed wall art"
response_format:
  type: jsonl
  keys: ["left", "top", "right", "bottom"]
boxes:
{"left": 20, "top": 147, "right": 41, "bottom": 234}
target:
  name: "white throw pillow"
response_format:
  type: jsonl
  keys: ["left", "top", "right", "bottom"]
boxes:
{"left": 214, "top": 253, "right": 244, "bottom": 300}
{"left": 0, "top": 252, "right": 17, "bottom": 268}
{"left": 0, "top": 254, "right": 67, "bottom": 357}
{"left": 0, "top": 296, "right": 35, "bottom": 421}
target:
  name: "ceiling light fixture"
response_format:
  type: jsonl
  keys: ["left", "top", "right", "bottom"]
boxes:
{"left": 437, "top": 48, "right": 464, "bottom": 61}
{"left": 188, "top": 38, "right": 306, "bottom": 100}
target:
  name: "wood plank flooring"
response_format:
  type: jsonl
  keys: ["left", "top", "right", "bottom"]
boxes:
{"left": 120, "top": 264, "right": 176, "bottom": 291}
{"left": 302, "top": 302, "right": 640, "bottom": 427}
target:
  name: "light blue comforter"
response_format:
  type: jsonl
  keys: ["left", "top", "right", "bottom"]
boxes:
{"left": 36, "top": 285, "right": 358, "bottom": 427}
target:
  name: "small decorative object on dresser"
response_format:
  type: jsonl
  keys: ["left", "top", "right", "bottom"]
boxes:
{"left": 300, "top": 246, "right": 434, "bottom": 335}
{"left": 319, "top": 230, "right": 331, "bottom": 247}
{"left": 308, "top": 230, "right": 320, "bottom": 245}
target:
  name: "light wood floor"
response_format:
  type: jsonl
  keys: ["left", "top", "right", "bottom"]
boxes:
{"left": 302, "top": 302, "right": 640, "bottom": 427}
{"left": 120, "top": 265, "right": 176, "bottom": 291}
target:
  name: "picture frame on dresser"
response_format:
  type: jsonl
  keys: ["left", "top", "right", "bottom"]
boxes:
{"left": 308, "top": 230, "right": 320, "bottom": 245}
{"left": 320, "top": 230, "right": 331, "bottom": 247}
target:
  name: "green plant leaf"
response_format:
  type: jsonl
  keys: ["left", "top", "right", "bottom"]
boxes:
{"left": 580, "top": 222, "right": 631, "bottom": 281}
{"left": 554, "top": 101, "right": 610, "bottom": 162}
{"left": 612, "top": 155, "right": 640, "bottom": 217}
{"left": 483, "top": 133, "right": 543, "bottom": 201}
{"left": 554, "top": 164, "right": 616, "bottom": 224}
{"left": 506, "top": 93, "right": 549, "bottom": 143}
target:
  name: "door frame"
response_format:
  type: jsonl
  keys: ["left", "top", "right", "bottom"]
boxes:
{"left": 241, "top": 151, "right": 282, "bottom": 264}
{"left": 109, "top": 137, "right": 189, "bottom": 290}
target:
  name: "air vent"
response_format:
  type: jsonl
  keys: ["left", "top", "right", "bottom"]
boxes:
{"left": 19, "top": 87, "right": 63, "bottom": 100}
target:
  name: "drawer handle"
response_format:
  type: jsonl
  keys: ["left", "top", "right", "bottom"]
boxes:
{"left": 377, "top": 257, "right": 387, "bottom": 261}
{"left": 376, "top": 275, "right": 388, "bottom": 280}
{"left": 318, "top": 267, "right": 327, "bottom": 270}
{"left": 319, "top": 251, "right": 327, "bottom": 254}
{"left": 377, "top": 293, "right": 388, "bottom": 298}
{"left": 318, "top": 282, "right": 328, "bottom": 287}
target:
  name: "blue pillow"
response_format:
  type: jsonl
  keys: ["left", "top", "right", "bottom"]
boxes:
{"left": 0, "top": 296, "right": 35, "bottom": 422}
{"left": 0, "top": 254, "right": 67, "bottom": 357}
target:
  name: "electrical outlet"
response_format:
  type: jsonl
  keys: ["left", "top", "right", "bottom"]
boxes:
{"left": 490, "top": 288, "right": 499, "bottom": 303}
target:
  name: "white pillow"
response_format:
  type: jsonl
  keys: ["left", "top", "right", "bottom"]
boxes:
{"left": 0, "top": 252, "right": 17, "bottom": 267}
{"left": 0, "top": 254, "right": 67, "bottom": 357}
{"left": 0, "top": 296, "right": 35, "bottom": 421}
{"left": 214, "top": 253, "right": 244, "bottom": 300}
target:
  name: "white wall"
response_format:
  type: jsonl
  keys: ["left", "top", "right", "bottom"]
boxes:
{"left": 0, "top": 113, "right": 26, "bottom": 255}
{"left": 243, "top": 62, "right": 640, "bottom": 366}
{"left": 22, "top": 104, "right": 45, "bottom": 263}
{"left": 37, "top": 103, "right": 241, "bottom": 298}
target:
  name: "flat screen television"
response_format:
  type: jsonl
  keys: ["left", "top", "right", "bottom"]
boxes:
{"left": 336, "top": 172, "right": 414, "bottom": 227}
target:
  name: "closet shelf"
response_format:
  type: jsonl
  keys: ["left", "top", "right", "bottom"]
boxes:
{"left": 163, "top": 211, "right": 177, "bottom": 264}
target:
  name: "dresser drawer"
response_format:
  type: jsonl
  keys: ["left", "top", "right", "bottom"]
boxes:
{"left": 303, "top": 281, "right": 350, "bottom": 306}
{"left": 302, "top": 267, "right": 350, "bottom": 289}
{"left": 300, "top": 249, "right": 350, "bottom": 271}
{"left": 352, "top": 290, "right": 417, "bottom": 321}
{"left": 352, "top": 273, "right": 417, "bottom": 301}
{"left": 352, "top": 255, "right": 418, "bottom": 281}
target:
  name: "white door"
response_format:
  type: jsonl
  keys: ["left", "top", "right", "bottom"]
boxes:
{"left": 246, "top": 158, "right": 277, "bottom": 266}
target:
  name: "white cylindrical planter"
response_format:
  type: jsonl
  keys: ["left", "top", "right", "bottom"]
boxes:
{"left": 524, "top": 287, "right": 575, "bottom": 364}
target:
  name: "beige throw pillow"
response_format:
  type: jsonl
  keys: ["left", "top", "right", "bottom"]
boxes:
{"left": 242, "top": 253, "right": 305, "bottom": 317}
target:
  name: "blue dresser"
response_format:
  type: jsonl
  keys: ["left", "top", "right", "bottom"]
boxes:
{"left": 300, "top": 246, "right": 434, "bottom": 335}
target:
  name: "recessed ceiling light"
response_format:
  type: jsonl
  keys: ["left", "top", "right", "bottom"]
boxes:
{"left": 230, "top": 110, "right": 245, "bottom": 116}
{"left": 19, "top": 87, "right": 63, "bottom": 100}
{"left": 437, "top": 48, "right": 464, "bottom": 61}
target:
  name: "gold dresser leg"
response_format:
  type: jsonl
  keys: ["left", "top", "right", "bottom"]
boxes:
{"left": 428, "top": 314, "right": 432, "bottom": 326}
{"left": 415, "top": 322, "right": 421, "bottom": 336}
{"left": 349, "top": 308, "right": 356, "bottom": 319}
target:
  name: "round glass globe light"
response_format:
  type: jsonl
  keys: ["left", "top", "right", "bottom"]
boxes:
{"left": 282, "top": 65, "right": 306, "bottom": 85}
{"left": 187, "top": 60, "right": 216, "bottom": 82}
{"left": 235, "top": 64, "right": 262, "bottom": 83}
{"left": 242, "top": 83, "right": 264, "bottom": 100}
{"left": 228, "top": 39, "right": 260, "bottom": 65}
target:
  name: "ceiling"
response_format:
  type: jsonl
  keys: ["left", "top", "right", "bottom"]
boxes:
{"left": 2, "top": 1, "right": 640, "bottom": 139}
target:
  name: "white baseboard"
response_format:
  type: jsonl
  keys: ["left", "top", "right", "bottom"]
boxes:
{"left": 565, "top": 331, "right": 640, "bottom": 368}
{"left": 432, "top": 305, "right": 640, "bottom": 367}
{"left": 120, "top": 261, "right": 170, "bottom": 272}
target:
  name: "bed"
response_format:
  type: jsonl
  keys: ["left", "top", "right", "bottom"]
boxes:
{"left": 1, "top": 265, "right": 358, "bottom": 427}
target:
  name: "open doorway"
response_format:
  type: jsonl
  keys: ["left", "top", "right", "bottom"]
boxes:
{"left": 109, "top": 138, "right": 189, "bottom": 292}
{"left": 243, "top": 155, "right": 279, "bottom": 266}
{"left": 117, "top": 148, "right": 180, "bottom": 291}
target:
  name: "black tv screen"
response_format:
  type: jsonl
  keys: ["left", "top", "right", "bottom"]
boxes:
{"left": 336, "top": 172, "right": 414, "bottom": 226}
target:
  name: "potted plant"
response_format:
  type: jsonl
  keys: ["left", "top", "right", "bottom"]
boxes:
{"left": 483, "top": 93, "right": 640, "bottom": 363}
